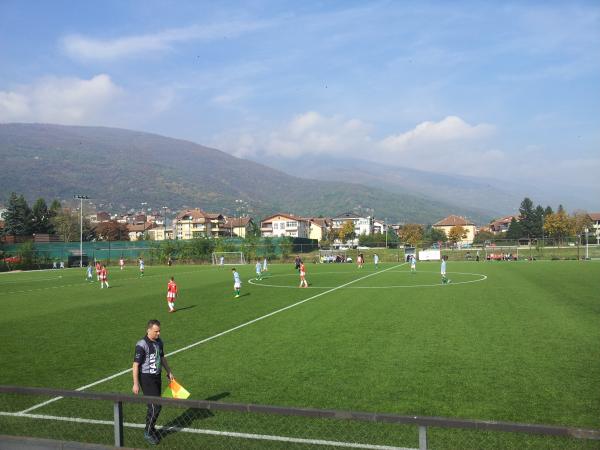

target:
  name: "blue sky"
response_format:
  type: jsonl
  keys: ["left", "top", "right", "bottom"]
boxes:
{"left": 1, "top": 1, "right": 599, "bottom": 196}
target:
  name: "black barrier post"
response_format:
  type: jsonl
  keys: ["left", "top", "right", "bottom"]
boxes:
{"left": 114, "top": 401, "right": 123, "bottom": 447}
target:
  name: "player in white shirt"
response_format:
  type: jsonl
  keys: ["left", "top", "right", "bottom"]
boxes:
{"left": 232, "top": 268, "right": 241, "bottom": 298}
{"left": 410, "top": 255, "right": 416, "bottom": 273}
{"left": 262, "top": 257, "right": 268, "bottom": 272}
{"left": 441, "top": 255, "right": 450, "bottom": 284}
{"left": 219, "top": 256, "right": 224, "bottom": 267}
{"left": 139, "top": 258, "right": 145, "bottom": 278}
{"left": 119, "top": 257, "right": 125, "bottom": 270}
{"left": 373, "top": 253, "right": 379, "bottom": 269}
{"left": 255, "top": 260, "right": 262, "bottom": 280}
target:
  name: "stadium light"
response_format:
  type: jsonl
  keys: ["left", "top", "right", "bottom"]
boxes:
{"left": 73, "top": 194, "right": 89, "bottom": 268}
{"left": 162, "top": 206, "right": 168, "bottom": 241}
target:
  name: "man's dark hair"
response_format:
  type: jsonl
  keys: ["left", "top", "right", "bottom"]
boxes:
{"left": 147, "top": 319, "right": 161, "bottom": 330}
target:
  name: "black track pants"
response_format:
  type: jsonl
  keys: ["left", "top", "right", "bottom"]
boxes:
{"left": 140, "top": 375, "right": 162, "bottom": 433}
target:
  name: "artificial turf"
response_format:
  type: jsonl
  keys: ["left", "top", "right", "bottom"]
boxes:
{"left": 1, "top": 260, "right": 599, "bottom": 449}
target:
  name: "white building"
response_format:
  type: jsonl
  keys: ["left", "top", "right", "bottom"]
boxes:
{"left": 590, "top": 213, "right": 600, "bottom": 244}
{"left": 260, "top": 213, "right": 310, "bottom": 238}
{"left": 332, "top": 212, "right": 373, "bottom": 236}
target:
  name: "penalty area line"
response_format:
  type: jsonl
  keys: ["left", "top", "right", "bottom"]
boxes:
{"left": 18, "top": 262, "right": 406, "bottom": 414}
{"left": 0, "top": 411, "right": 414, "bottom": 450}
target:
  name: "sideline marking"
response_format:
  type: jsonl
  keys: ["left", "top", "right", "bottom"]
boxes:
{"left": 0, "top": 411, "right": 412, "bottom": 450}
{"left": 249, "top": 271, "right": 487, "bottom": 289}
{"left": 18, "top": 263, "right": 406, "bottom": 414}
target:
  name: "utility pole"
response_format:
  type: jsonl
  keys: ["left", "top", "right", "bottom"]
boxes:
{"left": 73, "top": 194, "right": 89, "bottom": 267}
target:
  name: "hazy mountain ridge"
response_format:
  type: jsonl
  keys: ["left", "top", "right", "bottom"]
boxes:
{"left": 0, "top": 123, "right": 493, "bottom": 224}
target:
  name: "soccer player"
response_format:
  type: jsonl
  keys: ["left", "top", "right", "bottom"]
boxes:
{"left": 166, "top": 277, "right": 177, "bottom": 313}
{"left": 139, "top": 258, "right": 145, "bottom": 278}
{"left": 262, "top": 257, "right": 268, "bottom": 272}
{"left": 100, "top": 265, "right": 110, "bottom": 289}
{"left": 299, "top": 261, "right": 308, "bottom": 288}
{"left": 86, "top": 263, "right": 93, "bottom": 282}
{"left": 119, "top": 257, "right": 125, "bottom": 271}
{"left": 255, "top": 260, "right": 263, "bottom": 280}
{"left": 441, "top": 255, "right": 450, "bottom": 284}
{"left": 232, "top": 268, "right": 241, "bottom": 298}
{"left": 95, "top": 261, "right": 102, "bottom": 282}
{"left": 373, "top": 253, "right": 379, "bottom": 269}
{"left": 357, "top": 253, "right": 364, "bottom": 269}
{"left": 410, "top": 255, "right": 417, "bottom": 274}
{"left": 219, "top": 256, "right": 224, "bottom": 267}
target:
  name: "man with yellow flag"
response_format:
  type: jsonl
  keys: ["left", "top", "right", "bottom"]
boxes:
{"left": 132, "top": 319, "right": 174, "bottom": 445}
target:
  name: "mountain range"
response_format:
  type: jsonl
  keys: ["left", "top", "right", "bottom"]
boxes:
{"left": 1, "top": 123, "right": 512, "bottom": 224}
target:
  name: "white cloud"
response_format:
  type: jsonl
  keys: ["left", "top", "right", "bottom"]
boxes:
{"left": 219, "top": 112, "right": 500, "bottom": 176}
{"left": 0, "top": 74, "right": 122, "bottom": 124}
{"left": 62, "top": 20, "right": 271, "bottom": 61}
{"left": 380, "top": 116, "right": 494, "bottom": 151}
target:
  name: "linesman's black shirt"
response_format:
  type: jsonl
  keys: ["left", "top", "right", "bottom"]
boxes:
{"left": 134, "top": 336, "right": 164, "bottom": 377}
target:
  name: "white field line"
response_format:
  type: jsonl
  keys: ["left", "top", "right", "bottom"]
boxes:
{"left": 18, "top": 263, "right": 405, "bottom": 414}
{"left": 0, "top": 411, "right": 414, "bottom": 450}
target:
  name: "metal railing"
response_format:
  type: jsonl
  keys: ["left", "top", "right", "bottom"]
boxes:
{"left": 1, "top": 385, "right": 599, "bottom": 449}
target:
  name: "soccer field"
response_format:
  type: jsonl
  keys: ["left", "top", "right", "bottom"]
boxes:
{"left": 1, "top": 260, "right": 599, "bottom": 449}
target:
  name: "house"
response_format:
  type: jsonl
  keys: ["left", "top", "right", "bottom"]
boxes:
{"left": 433, "top": 215, "right": 476, "bottom": 244}
{"left": 590, "top": 213, "right": 600, "bottom": 244}
{"left": 127, "top": 223, "right": 155, "bottom": 241}
{"left": 88, "top": 211, "right": 111, "bottom": 224}
{"left": 372, "top": 219, "right": 387, "bottom": 234}
{"left": 224, "top": 216, "right": 255, "bottom": 238}
{"left": 173, "top": 209, "right": 226, "bottom": 239}
{"left": 490, "top": 216, "right": 516, "bottom": 234}
{"left": 147, "top": 227, "right": 174, "bottom": 241}
{"left": 331, "top": 213, "right": 373, "bottom": 236}
{"left": 304, "top": 217, "right": 332, "bottom": 241}
{"left": 260, "top": 213, "right": 310, "bottom": 238}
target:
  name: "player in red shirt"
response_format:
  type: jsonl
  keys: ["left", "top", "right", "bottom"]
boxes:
{"left": 95, "top": 262, "right": 102, "bottom": 282}
{"left": 167, "top": 277, "right": 177, "bottom": 312}
{"left": 100, "top": 265, "right": 110, "bottom": 289}
{"left": 299, "top": 262, "right": 308, "bottom": 288}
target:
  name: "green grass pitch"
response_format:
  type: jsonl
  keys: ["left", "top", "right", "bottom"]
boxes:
{"left": 1, "top": 260, "right": 599, "bottom": 449}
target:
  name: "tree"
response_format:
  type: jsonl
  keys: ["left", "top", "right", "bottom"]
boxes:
{"left": 31, "top": 198, "right": 53, "bottom": 234}
{"left": 518, "top": 197, "right": 535, "bottom": 237}
{"left": 473, "top": 230, "right": 495, "bottom": 245}
{"left": 571, "top": 210, "right": 593, "bottom": 238}
{"left": 422, "top": 227, "right": 447, "bottom": 247}
{"left": 338, "top": 220, "right": 355, "bottom": 242}
{"left": 95, "top": 221, "right": 130, "bottom": 241}
{"left": 51, "top": 209, "right": 80, "bottom": 242}
{"left": 448, "top": 225, "right": 467, "bottom": 244}
{"left": 506, "top": 217, "right": 523, "bottom": 240}
{"left": 2, "top": 192, "right": 32, "bottom": 237}
{"left": 532, "top": 205, "right": 545, "bottom": 237}
{"left": 398, "top": 224, "right": 424, "bottom": 246}
{"left": 543, "top": 210, "right": 572, "bottom": 244}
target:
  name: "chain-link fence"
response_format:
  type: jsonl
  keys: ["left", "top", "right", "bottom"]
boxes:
{"left": 1, "top": 386, "right": 598, "bottom": 450}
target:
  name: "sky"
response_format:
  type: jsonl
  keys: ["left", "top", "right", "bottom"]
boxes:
{"left": 1, "top": 0, "right": 599, "bottom": 198}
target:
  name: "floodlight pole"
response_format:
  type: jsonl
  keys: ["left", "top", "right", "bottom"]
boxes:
{"left": 74, "top": 194, "right": 89, "bottom": 267}
{"left": 385, "top": 218, "right": 388, "bottom": 249}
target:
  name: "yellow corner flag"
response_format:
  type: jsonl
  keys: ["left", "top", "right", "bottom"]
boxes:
{"left": 162, "top": 379, "right": 190, "bottom": 399}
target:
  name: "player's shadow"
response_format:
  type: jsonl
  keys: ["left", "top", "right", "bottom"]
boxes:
{"left": 158, "top": 392, "right": 230, "bottom": 439}
{"left": 176, "top": 305, "right": 196, "bottom": 312}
